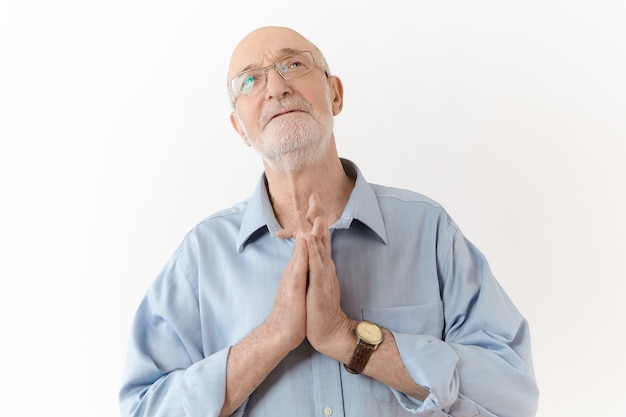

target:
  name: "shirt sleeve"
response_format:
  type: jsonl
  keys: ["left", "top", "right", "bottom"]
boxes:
{"left": 391, "top": 227, "right": 540, "bottom": 417}
{"left": 119, "top": 251, "right": 231, "bottom": 417}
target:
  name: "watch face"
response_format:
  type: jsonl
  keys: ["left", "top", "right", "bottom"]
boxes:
{"left": 357, "top": 321, "right": 383, "bottom": 344}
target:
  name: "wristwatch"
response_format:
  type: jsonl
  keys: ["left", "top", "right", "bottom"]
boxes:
{"left": 344, "top": 320, "right": 383, "bottom": 374}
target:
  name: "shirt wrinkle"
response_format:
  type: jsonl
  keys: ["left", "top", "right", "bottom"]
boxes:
{"left": 237, "top": 159, "right": 388, "bottom": 250}
{"left": 120, "top": 159, "right": 539, "bottom": 417}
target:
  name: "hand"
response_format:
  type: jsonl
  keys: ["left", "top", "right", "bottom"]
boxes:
{"left": 301, "top": 195, "right": 351, "bottom": 353}
{"left": 265, "top": 231, "right": 309, "bottom": 352}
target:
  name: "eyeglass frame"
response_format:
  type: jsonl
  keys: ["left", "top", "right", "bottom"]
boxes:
{"left": 228, "top": 50, "right": 328, "bottom": 104}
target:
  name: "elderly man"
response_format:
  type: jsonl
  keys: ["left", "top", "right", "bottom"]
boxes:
{"left": 120, "top": 26, "right": 539, "bottom": 417}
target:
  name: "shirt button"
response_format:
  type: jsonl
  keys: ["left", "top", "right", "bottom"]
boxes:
{"left": 323, "top": 406, "right": 333, "bottom": 416}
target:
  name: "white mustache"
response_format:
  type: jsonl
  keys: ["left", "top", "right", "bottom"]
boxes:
{"left": 259, "top": 96, "right": 313, "bottom": 129}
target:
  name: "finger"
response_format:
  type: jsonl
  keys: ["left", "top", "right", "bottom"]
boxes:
{"left": 291, "top": 232, "right": 309, "bottom": 268}
{"left": 306, "top": 222, "right": 333, "bottom": 271}
{"left": 276, "top": 227, "right": 296, "bottom": 239}
{"left": 304, "top": 231, "right": 324, "bottom": 279}
{"left": 306, "top": 194, "right": 326, "bottom": 225}
{"left": 284, "top": 235, "right": 310, "bottom": 300}
{"left": 283, "top": 232, "right": 306, "bottom": 277}
{"left": 310, "top": 216, "right": 331, "bottom": 258}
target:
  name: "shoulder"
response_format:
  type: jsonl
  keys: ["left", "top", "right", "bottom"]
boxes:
{"left": 157, "top": 198, "right": 251, "bottom": 283}
{"left": 194, "top": 198, "right": 250, "bottom": 229}
{"left": 174, "top": 198, "right": 252, "bottom": 255}
{"left": 370, "top": 183, "right": 443, "bottom": 208}
{"left": 370, "top": 183, "right": 451, "bottom": 217}
{"left": 369, "top": 182, "right": 459, "bottom": 232}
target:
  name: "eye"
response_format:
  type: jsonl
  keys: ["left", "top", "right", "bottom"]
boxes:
{"left": 287, "top": 59, "right": 304, "bottom": 69}
{"left": 234, "top": 69, "right": 265, "bottom": 95}
{"left": 278, "top": 55, "right": 311, "bottom": 74}
{"left": 238, "top": 75, "right": 256, "bottom": 94}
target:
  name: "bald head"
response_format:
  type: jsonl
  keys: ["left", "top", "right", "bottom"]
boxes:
{"left": 228, "top": 26, "right": 330, "bottom": 84}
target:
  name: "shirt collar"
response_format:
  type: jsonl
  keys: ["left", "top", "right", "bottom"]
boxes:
{"left": 237, "top": 159, "right": 388, "bottom": 252}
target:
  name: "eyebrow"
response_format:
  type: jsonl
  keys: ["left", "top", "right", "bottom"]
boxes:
{"left": 238, "top": 48, "right": 304, "bottom": 73}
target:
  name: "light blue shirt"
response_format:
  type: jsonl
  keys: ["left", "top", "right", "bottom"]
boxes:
{"left": 120, "top": 160, "right": 538, "bottom": 417}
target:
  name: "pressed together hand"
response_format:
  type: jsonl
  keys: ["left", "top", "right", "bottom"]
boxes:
{"left": 272, "top": 194, "right": 352, "bottom": 354}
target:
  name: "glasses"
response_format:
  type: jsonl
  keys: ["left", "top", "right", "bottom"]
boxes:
{"left": 229, "top": 51, "right": 316, "bottom": 100}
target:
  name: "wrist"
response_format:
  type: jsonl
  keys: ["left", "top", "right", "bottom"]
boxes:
{"left": 310, "top": 316, "right": 356, "bottom": 362}
{"left": 344, "top": 320, "right": 384, "bottom": 374}
{"left": 261, "top": 317, "right": 304, "bottom": 355}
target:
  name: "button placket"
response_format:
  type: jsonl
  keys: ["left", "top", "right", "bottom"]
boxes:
{"left": 311, "top": 348, "right": 345, "bottom": 417}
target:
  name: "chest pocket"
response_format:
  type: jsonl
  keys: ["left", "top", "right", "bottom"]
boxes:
{"left": 362, "top": 301, "right": 444, "bottom": 338}
{"left": 361, "top": 302, "right": 445, "bottom": 407}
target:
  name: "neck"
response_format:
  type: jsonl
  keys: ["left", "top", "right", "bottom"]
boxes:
{"left": 264, "top": 145, "right": 355, "bottom": 230}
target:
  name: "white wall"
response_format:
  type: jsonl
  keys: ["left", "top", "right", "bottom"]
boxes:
{"left": 1, "top": 1, "right": 624, "bottom": 416}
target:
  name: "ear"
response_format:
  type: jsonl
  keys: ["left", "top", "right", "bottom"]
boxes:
{"left": 230, "top": 111, "right": 251, "bottom": 146}
{"left": 328, "top": 75, "right": 344, "bottom": 116}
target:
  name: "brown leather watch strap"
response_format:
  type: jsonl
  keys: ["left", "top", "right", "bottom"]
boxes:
{"left": 344, "top": 340, "right": 376, "bottom": 374}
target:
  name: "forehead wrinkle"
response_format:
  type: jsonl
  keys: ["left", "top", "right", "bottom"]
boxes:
{"left": 227, "top": 26, "right": 321, "bottom": 85}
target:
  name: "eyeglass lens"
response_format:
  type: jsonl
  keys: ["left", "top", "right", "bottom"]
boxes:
{"left": 231, "top": 52, "right": 314, "bottom": 97}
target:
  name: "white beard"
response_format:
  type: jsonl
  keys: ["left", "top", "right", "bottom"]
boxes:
{"left": 239, "top": 97, "right": 334, "bottom": 172}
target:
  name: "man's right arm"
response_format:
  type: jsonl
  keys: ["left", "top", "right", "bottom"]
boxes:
{"left": 120, "top": 234, "right": 310, "bottom": 417}
{"left": 216, "top": 234, "right": 309, "bottom": 416}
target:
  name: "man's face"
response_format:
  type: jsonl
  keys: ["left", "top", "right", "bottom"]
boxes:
{"left": 228, "top": 27, "right": 343, "bottom": 171}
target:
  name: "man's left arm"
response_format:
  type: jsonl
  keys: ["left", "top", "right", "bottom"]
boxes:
{"left": 301, "top": 209, "right": 431, "bottom": 404}
{"left": 304, "top": 205, "right": 539, "bottom": 416}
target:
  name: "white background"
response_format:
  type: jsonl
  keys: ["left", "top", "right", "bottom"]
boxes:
{"left": 1, "top": 1, "right": 625, "bottom": 416}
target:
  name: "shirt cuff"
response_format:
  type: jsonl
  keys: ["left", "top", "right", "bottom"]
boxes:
{"left": 180, "top": 346, "right": 231, "bottom": 417}
{"left": 391, "top": 331, "right": 461, "bottom": 414}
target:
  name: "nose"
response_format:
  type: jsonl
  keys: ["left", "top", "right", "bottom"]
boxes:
{"left": 264, "top": 66, "right": 291, "bottom": 100}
